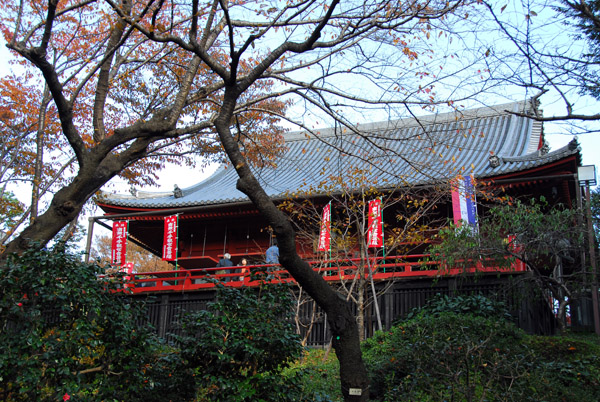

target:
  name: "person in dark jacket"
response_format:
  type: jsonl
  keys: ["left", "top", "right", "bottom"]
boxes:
{"left": 216, "top": 253, "right": 234, "bottom": 281}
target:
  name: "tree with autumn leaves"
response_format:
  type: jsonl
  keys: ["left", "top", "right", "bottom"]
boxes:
{"left": 2, "top": 1, "right": 598, "bottom": 255}
{"left": 0, "top": 0, "right": 288, "bottom": 254}
{"left": 0, "top": 1, "right": 484, "bottom": 398}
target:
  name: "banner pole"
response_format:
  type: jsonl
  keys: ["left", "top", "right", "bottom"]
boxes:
{"left": 328, "top": 201, "right": 332, "bottom": 270}
{"left": 175, "top": 214, "right": 179, "bottom": 271}
{"left": 125, "top": 220, "right": 129, "bottom": 266}
{"left": 380, "top": 196, "right": 385, "bottom": 269}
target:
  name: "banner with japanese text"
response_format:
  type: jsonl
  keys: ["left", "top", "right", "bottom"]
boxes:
{"left": 367, "top": 199, "right": 383, "bottom": 248}
{"left": 318, "top": 203, "right": 331, "bottom": 251}
{"left": 111, "top": 220, "right": 128, "bottom": 265}
{"left": 162, "top": 215, "right": 178, "bottom": 261}
{"left": 451, "top": 175, "right": 478, "bottom": 231}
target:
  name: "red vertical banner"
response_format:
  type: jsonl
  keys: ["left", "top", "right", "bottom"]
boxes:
{"left": 111, "top": 221, "right": 128, "bottom": 265}
{"left": 162, "top": 215, "right": 178, "bottom": 261}
{"left": 318, "top": 203, "right": 331, "bottom": 252}
{"left": 367, "top": 199, "right": 383, "bottom": 248}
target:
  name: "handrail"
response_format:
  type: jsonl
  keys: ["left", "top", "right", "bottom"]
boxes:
{"left": 107, "top": 254, "right": 526, "bottom": 294}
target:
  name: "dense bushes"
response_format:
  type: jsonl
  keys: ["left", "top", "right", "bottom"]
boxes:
{"left": 364, "top": 312, "right": 531, "bottom": 401}
{"left": 175, "top": 278, "right": 308, "bottom": 401}
{"left": 0, "top": 248, "right": 310, "bottom": 401}
{"left": 293, "top": 294, "right": 600, "bottom": 401}
{"left": 0, "top": 246, "right": 194, "bottom": 402}
{"left": 405, "top": 293, "right": 514, "bottom": 321}
{"left": 523, "top": 334, "right": 600, "bottom": 401}
{"left": 362, "top": 294, "right": 600, "bottom": 401}
{"left": 4, "top": 249, "right": 599, "bottom": 402}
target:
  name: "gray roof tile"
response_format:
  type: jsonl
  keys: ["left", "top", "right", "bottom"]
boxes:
{"left": 100, "top": 100, "right": 580, "bottom": 209}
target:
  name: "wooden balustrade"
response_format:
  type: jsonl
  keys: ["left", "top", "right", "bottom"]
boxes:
{"left": 110, "top": 254, "right": 526, "bottom": 294}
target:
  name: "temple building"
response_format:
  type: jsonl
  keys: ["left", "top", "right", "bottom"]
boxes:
{"left": 91, "top": 99, "right": 589, "bottom": 339}
{"left": 94, "top": 99, "right": 580, "bottom": 271}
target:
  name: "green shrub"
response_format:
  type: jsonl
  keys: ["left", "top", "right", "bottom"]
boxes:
{"left": 175, "top": 278, "right": 306, "bottom": 401}
{"left": 406, "top": 293, "right": 513, "bottom": 321}
{"left": 364, "top": 312, "right": 530, "bottom": 401}
{"left": 283, "top": 348, "right": 342, "bottom": 402}
{"left": 363, "top": 294, "right": 600, "bottom": 401}
{"left": 0, "top": 246, "right": 195, "bottom": 402}
{"left": 521, "top": 334, "right": 600, "bottom": 401}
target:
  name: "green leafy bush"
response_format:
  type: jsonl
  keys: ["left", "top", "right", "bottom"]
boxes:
{"left": 521, "top": 334, "right": 600, "bottom": 401}
{"left": 364, "top": 312, "right": 529, "bottom": 401}
{"left": 0, "top": 246, "right": 195, "bottom": 402}
{"left": 283, "top": 348, "right": 342, "bottom": 402}
{"left": 406, "top": 293, "right": 513, "bottom": 321}
{"left": 175, "top": 278, "right": 306, "bottom": 401}
{"left": 363, "top": 294, "right": 600, "bottom": 401}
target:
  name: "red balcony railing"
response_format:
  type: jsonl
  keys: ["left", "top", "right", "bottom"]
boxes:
{"left": 111, "top": 254, "right": 526, "bottom": 294}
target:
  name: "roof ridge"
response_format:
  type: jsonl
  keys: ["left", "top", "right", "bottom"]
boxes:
{"left": 283, "top": 100, "right": 536, "bottom": 143}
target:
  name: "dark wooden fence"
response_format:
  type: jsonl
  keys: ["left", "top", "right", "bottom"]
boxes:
{"left": 131, "top": 271, "right": 562, "bottom": 346}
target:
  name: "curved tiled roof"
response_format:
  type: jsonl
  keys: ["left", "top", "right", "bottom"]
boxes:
{"left": 100, "top": 100, "right": 580, "bottom": 209}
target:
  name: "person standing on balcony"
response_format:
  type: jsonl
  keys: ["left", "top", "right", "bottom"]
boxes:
{"left": 216, "top": 253, "right": 234, "bottom": 281}
{"left": 265, "top": 240, "right": 279, "bottom": 265}
{"left": 239, "top": 258, "right": 249, "bottom": 281}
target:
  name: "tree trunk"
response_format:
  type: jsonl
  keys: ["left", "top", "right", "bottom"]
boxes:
{"left": 236, "top": 165, "right": 370, "bottom": 401}
{"left": 215, "top": 91, "right": 370, "bottom": 401}
{"left": 357, "top": 267, "right": 366, "bottom": 342}
{"left": 1, "top": 137, "right": 154, "bottom": 261}
{"left": 2, "top": 177, "right": 93, "bottom": 257}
